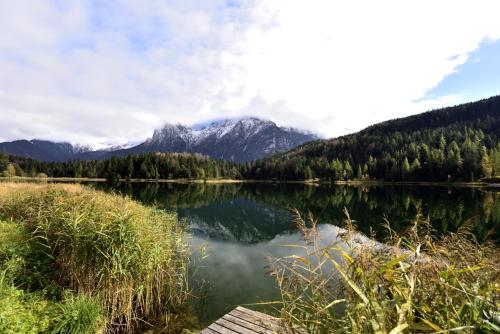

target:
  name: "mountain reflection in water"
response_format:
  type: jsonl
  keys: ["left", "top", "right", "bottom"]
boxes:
{"left": 99, "top": 182, "right": 499, "bottom": 243}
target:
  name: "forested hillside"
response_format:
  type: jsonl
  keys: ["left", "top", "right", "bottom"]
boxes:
{"left": 243, "top": 95, "right": 500, "bottom": 181}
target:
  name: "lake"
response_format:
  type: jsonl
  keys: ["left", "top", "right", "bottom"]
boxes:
{"left": 94, "top": 182, "right": 500, "bottom": 326}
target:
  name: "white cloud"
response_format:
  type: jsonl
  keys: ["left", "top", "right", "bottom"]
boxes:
{"left": 1, "top": 0, "right": 499, "bottom": 145}
{"left": 220, "top": 0, "right": 500, "bottom": 137}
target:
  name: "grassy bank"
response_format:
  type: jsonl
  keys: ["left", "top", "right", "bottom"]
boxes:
{"left": 0, "top": 183, "right": 190, "bottom": 333}
{"left": 270, "top": 210, "right": 500, "bottom": 333}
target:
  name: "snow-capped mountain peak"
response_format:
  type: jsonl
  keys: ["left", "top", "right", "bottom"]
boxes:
{"left": 0, "top": 117, "right": 318, "bottom": 163}
{"left": 141, "top": 117, "right": 317, "bottom": 162}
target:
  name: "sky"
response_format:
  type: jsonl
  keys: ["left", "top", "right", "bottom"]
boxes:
{"left": 1, "top": 0, "right": 499, "bottom": 148}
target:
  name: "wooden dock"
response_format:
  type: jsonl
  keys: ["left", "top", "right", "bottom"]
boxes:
{"left": 199, "top": 306, "right": 288, "bottom": 334}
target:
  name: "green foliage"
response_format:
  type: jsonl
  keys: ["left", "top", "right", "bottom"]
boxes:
{"left": 1, "top": 218, "right": 105, "bottom": 334}
{"left": 10, "top": 152, "right": 242, "bottom": 182}
{"left": 0, "top": 278, "right": 103, "bottom": 334}
{"left": 0, "top": 151, "right": 8, "bottom": 172}
{"left": 0, "top": 279, "right": 54, "bottom": 334}
{"left": 51, "top": 293, "right": 105, "bottom": 334}
{"left": 0, "top": 219, "right": 28, "bottom": 285}
{"left": 2, "top": 163, "right": 16, "bottom": 177}
{"left": 270, "top": 210, "right": 500, "bottom": 333}
{"left": 481, "top": 149, "right": 493, "bottom": 178}
{"left": 0, "top": 218, "right": 56, "bottom": 292}
{"left": 0, "top": 183, "right": 190, "bottom": 332}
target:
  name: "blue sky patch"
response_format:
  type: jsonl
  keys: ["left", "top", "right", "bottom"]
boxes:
{"left": 427, "top": 39, "right": 500, "bottom": 101}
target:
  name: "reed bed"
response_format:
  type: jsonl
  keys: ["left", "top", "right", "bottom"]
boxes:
{"left": 0, "top": 182, "right": 189, "bottom": 333}
{"left": 269, "top": 209, "right": 500, "bottom": 333}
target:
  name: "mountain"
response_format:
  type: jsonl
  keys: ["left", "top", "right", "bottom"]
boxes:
{"left": 123, "top": 118, "right": 317, "bottom": 163}
{"left": 0, "top": 140, "right": 90, "bottom": 162}
{"left": 0, "top": 118, "right": 318, "bottom": 163}
{"left": 245, "top": 95, "right": 500, "bottom": 182}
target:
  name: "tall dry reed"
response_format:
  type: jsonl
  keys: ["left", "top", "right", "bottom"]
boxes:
{"left": 269, "top": 209, "right": 499, "bottom": 333}
{"left": 0, "top": 183, "right": 190, "bottom": 332}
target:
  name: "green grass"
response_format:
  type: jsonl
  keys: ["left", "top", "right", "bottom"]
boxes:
{"left": 51, "top": 293, "right": 105, "bottom": 334}
{"left": 0, "top": 279, "right": 104, "bottom": 334}
{"left": 269, "top": 209, "right": 500, "bottom": 333}
{"left": 0, "top": 278, "right": 52, "bottom": 334}
{"left": 1, "top": 218, "right": 104, "bottom": 334}
{"left": 0, "top": 183, "right": 190, "bottom": 333}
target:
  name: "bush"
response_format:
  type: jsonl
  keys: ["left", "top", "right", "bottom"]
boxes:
{"left": 0, "top": 183, "right": 190, "bottom": 332}
{"left": 51, "top": 293, "right": 105, "bottom": 334}
{"left": 0, "top": 279, "right": 53, "bottom": 334}
{"left": 1, "top": 164, "right": 16, "bottom": 177}
{"left": 0, "top": 218, "right": 57, "bottom": 334}
{"left": 270, "top": 209, "right": 500, "bottom": 333}
{"left": 0, "top": 279, "right": 103, "bottom": 334}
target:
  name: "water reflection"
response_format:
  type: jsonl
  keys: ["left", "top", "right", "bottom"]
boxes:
{"left": 93, "top": 182, "right": 499, "bottom": 325}
{"left": 99, "top": 183, "right": 500, "bottom": 242}
{"left": 189, "top": 224, "right": 347, "bottom": 324}
{"left": 185, "top": 199, "right": 292, "bottom": 243}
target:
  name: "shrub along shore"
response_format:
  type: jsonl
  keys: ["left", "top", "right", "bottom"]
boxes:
{"left": 270, "top": 210, "right": 500, "bottom": 333}
{"left": 0, "top": 182, "right": 190, "bottom": 333}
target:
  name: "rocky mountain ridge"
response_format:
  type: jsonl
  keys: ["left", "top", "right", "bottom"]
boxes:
{"left": 0, "top": 117, "right": 318, "bottom": 163}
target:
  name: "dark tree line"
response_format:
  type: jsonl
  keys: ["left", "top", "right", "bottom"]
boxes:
{"left": 5, "top": 152, "right": 241, "bottom": 182}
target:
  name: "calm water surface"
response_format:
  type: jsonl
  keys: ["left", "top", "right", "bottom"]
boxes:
{"left": 96, "top": 183, "right": 500, "bottom": 326}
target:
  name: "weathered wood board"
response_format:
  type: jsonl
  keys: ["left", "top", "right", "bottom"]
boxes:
{"left": 199, "top": 306, "right": 291, "bottom": 334}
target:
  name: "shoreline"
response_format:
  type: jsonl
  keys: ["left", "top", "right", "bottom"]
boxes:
{"left": 0, "top": 176, "right": 497, "bottom": 188}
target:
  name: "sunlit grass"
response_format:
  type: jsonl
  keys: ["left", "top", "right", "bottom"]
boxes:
{"left": 51, "top": 293, "right": 106, "bottom": 334}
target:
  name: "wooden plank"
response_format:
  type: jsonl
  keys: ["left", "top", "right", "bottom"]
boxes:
{"left": 200, "top": 328, "right": 220, "bottom": 334}
{"left": 215, "top": 317, "right": 262, "bottom": 334}
{"left": 233, "top": 308, "right": 305, "bottom": 334}
{"left": 235, "top": 307, "right": 280, "bottom": 323}
{"left": 228, "top": 309, "right": 278, "bottom": 328}
{"left": 208, "top": 322, "right": 240, "bottom": 334}
{"left": 228, "top": 309, "right": 282, "bottom": 332}
{"left": 234, "top": 307, "right": 282, "bottom": 326}
{"left": 221, "top": 314, "right": 276, "bottom": 334}
{"left": 200, "top": 306, "right": 303, "bottom": 334}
